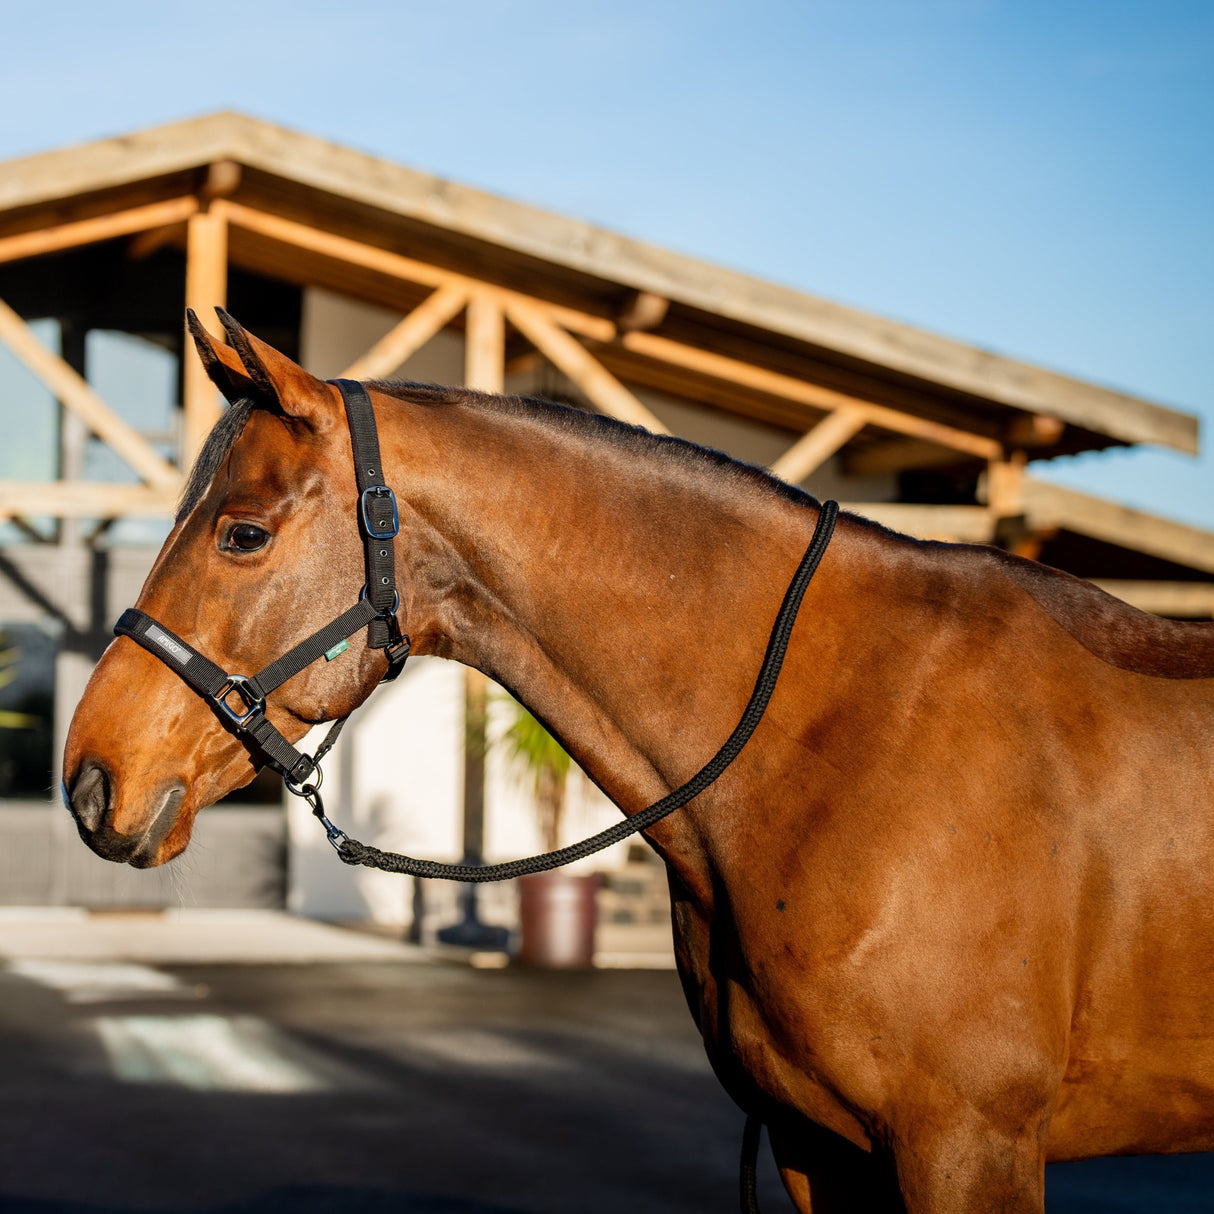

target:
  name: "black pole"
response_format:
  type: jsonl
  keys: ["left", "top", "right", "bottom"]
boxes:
{"left": 437, "top": 670, "right": 509, "bottom": 950}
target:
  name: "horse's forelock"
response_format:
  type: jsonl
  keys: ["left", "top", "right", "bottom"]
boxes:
{"left": 175, "top": 397, "right": 262, "bottom": 525}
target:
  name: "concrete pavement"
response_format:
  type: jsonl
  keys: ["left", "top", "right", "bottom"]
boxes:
{"left": 0, "top": 913, "right": 1209, "bottom": 1211}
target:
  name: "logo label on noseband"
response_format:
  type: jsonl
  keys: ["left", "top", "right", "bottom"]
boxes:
{"left": 145, "top": 623, "right": 191, "bottom": 667}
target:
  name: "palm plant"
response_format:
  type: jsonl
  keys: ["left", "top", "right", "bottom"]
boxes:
{"left": 0, "top": 638, "right": 36, "bottom": 730}
{"left": 498, "top": 698, "right": 571, "bottom": 853}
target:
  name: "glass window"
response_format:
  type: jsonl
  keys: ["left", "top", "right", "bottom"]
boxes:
{"left": 0, "top": 318, "right": 60, "bottom": 544}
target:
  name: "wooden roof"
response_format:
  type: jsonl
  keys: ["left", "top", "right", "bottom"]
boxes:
{"left": 0, "top": 111, "right": 1197, "bottom": 459}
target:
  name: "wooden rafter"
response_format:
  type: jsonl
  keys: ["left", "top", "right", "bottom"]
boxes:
{"left": 0, "top": 481, "right": 177, "bottom": 520}
{"left": 840, "top": 503, "right": 997, "bottom": 544}
{"left": 1091, "top": 581, "right": 1214, "bottom": 618}
{"left": 0, "top": 296, "right": 180, "bottom": 490}
{"left": 1023, "top": 480, "right": 1214, "bottom": 575}
{"left": 341, "top": 283, "right": 468, "bottom": 380}
{"left": 844, "top": 437, "right": 974, "bottom": 476}
{"left": 770, "top": 407, "right": 869, "bottom": 484}
{"left": 504, "top": 298, "right": 669, "bottom": 434}
{"left": 211, "top": 200, "right": 1010, "bottom": 467}
{"left": 212, "top": 200, "right": 617, "bottom": 343}
{"left": 619, "top": 331, "right": 1002, "bottom": 462}
{"left": 0, "top": 197, "right": 199, "bottom": 265}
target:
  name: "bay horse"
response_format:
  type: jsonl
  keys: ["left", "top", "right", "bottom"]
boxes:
{"left": 63, "top": 313, "right": 1214, "bottom": 1212}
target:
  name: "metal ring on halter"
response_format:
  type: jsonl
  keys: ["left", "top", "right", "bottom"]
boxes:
{"left": 359, "top": 584, "right": 400, "bottom": 615}
{"left": 284, "top": 761, "right": 325, "bottom": 799}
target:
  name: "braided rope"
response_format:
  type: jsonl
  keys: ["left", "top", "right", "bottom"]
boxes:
{"left": 334, "top": 501, "right": 838, "bottom": 882}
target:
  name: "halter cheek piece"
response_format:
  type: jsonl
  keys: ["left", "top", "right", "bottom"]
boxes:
{"left": 110, "top": 375, "right": 840, "bottom": 882}
{"left": 113, "top": 379, "right": 409, "bottom": 843}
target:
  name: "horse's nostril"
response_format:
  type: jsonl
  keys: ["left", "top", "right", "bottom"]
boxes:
{"left": 69, "top": 762, "right": 110, "bottom": 835}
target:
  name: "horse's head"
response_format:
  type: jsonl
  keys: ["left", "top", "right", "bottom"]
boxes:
{"left": 63, "top": 313, "right": 395, "bottom": 867}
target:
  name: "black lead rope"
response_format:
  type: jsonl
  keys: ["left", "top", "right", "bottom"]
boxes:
{"left": 740, "top": 1114, "right": 764, "bottom": 1214}
{"left": 111, "top": 379, "right": 837, "bottom": 1214}
{"left": 334, "top": 498, "right": 839, "bottom": 881}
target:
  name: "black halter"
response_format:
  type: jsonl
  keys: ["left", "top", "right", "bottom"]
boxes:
{"left": 111, "top": 378, "right": 839, "bottom": 880}
{"left": 114, "top": 379, "right": 410, "bottom": 797}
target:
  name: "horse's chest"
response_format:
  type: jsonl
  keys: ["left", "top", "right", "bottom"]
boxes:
{"left": 670, "top": 887, "right": 867, "bottom": 1142}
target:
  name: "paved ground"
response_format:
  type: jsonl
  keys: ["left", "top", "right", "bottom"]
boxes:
{"left": 0, "top": 923, "right": 1209, "bottom": 1212}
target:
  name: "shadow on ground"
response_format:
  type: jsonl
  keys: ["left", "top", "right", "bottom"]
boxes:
{"left": 0, "top": 960, "right": 1208, "bottom": 1212}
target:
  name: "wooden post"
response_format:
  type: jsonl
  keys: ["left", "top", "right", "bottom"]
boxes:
{"left": 57, "top": 319, "right": 88, "bottom": 547}
{"left": 182, "top": 208, "right": 228, "bottom": 470}
{"left": 986, "top": 451, "right": 1026, "bottom": 518}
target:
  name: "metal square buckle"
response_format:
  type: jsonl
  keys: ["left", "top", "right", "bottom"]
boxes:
{"left": 360, "top": 485, "right": 399, "bottom": 540}
{"left": 211, "top": 675, "right": 265, "bottom": 729}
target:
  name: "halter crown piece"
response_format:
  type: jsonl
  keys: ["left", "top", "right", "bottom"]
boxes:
{"left": 111, "top": 379, "right": 839, "bottom": 880}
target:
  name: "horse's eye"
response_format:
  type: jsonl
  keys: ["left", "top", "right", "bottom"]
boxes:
{"left": 225, "top": 524, "right": 270, "bottom": 552}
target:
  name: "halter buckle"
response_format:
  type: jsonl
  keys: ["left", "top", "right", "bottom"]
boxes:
{"left": 210, "top": 674, "right": 265, "bottom": 730}
{"left": 360, "top": 485, "right": 399, "bottom": 540}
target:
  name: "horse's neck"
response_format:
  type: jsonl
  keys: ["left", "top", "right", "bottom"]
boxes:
{"left": 385, "top": 400, "right": 824, "bottom": 816}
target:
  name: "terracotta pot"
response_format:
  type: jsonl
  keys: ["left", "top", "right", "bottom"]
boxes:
{"left": 517, "top": 871, "right": 599, "bottom": 968}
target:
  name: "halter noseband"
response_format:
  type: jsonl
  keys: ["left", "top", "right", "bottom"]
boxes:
{"left": 113, "top": 379, "right": 410, "bottom": 802}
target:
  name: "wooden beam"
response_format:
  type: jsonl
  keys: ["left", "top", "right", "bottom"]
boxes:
{"left": 1006, "top": 413, "right": 1065, "bottom": 448}
{"left": 770, "top": 407, "right": 868, "bottom": 484}
{"left": 0, "top": 296, "right": 180, "bottom": 490}
{"left": 127, "top": 223, "right": 185, "bottom": 260}
{"left": 617, "top": 290, "right": 669, "bottom": 332}
{"left": 840, "top": 503, "right": 997, "bottom": 544}
{"left": 844, "top": 436, "right": 974, "bottom": 477}
{"left": 619, "top": 330, "right": 1002, "bottom": 461}
{"left": 1090, "top": 580, "right": 1214, "bottom": 618}
{"left": 182, "top": 208, "right": 229, "bottom": 469}
{"left": 0, "top": 197, "right": 199, "bottom": 265}
{"left": 1023, "top": 479, "right": 1214, "bottom": 575}
{"left": 505, "top": 298, "right": 669, "bottom": 434}
{"left": 0, "top": 481, "right": 177, "bottom": 519}
{"left": 341, "top": 284, "right": 468, "bottom": 381}
{"left": 465, "top": 292, "right": 505, "bottom": 394}
{"left": 214, "top": 200, "right": 617, "bottom": 343}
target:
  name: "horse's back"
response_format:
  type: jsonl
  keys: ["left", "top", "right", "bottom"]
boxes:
{"left": 971, "top": 543, "right": 1214, "bottom": 680}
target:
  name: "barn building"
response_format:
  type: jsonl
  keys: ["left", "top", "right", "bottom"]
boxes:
{"left": 0, "top": 113, "right": 1208, "bottom": 931}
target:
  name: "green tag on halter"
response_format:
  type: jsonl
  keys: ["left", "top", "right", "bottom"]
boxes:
{"left": 324, "top": 639, "right": 350, "bottom": 662}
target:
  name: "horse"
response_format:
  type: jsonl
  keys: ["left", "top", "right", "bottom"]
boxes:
{"left": 63, "top": 312, "right": 1214, "bottom": 1213}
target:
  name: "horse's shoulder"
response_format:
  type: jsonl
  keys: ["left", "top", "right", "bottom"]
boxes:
{"left": 961, "top": 545, "right": 1214, "bottom": 680}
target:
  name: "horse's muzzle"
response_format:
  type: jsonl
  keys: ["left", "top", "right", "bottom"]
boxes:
{"left": 67, "top": 760, "right": 185, "bottom": 867}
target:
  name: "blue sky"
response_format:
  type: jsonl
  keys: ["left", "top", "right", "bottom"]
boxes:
{"left": 0, "top": 1, "right": 1210, "bottom": 525}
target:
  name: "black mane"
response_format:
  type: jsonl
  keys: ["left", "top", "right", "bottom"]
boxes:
{"left": 176, "top": 381, "right": 816, "bottom": 523}
{"left": 370, "top": 379, "right": 817, "bottom": 508}
{"left": 176, "top": 396, "right": 259, "bottom": 524}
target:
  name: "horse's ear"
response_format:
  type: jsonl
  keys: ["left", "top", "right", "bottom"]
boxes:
{"left": 212, "top": 307, "right": 337, "bottom": 431}
{"left": 186, "top": 309, "right": 260, "bottom": 406}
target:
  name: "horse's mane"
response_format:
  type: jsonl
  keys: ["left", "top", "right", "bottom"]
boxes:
{"left": 178, "top": 380, "right": 817, "bottom": 524}
{"left": 371, "top": 378, "right": 817, "bottom": 507}
{"left": 177, "top": 396, "right": 260, "bottom": 523}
